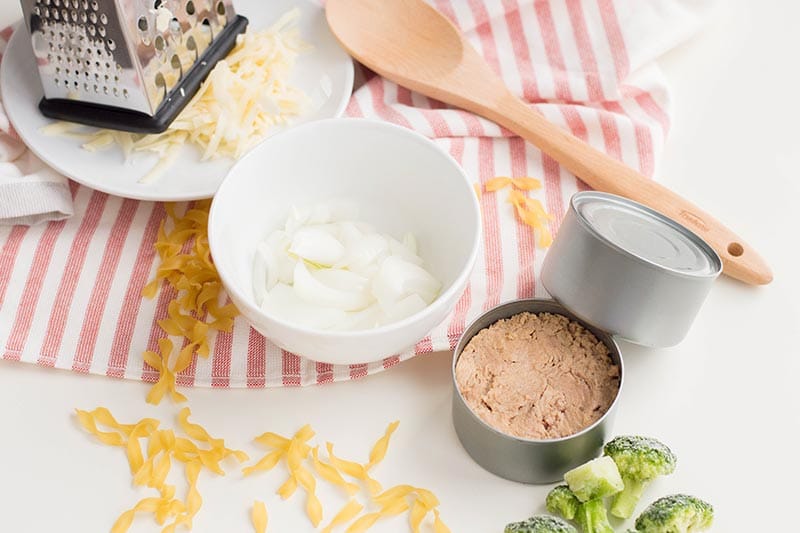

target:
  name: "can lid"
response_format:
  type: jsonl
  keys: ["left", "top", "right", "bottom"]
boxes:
{"left": 572, "top": 192, "right": 722, "bottom": 278}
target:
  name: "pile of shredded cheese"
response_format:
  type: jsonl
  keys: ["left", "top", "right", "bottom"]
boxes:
{"left": 76, "top": 409, "right": 450, "bottom": 533}
{"left": 141, "top": 200, "right": 238, "bottom": 405}
{"left": 43, "top": 9, "right": 310, "bottom": 183}
{"left": 477, "top": 176, "right": 554, "bottom": 248}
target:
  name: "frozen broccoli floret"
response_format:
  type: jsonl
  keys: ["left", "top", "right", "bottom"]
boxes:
{"left": 634, "top": 494, "right": 714, "bottom": 533}
{"left": 504, "top": 515, "right": 578, "bottom": 533}
{"left": 564, "top": 456, "right": 624, "bottom": 502}
{"left": 603, "top": 436, "right": 677, "bottom": 518}
{"left": 546, "top": 485, "right": 580, "bottom": 521}
{"left": 546, "top": 483, "right": 614, "bottom": 533}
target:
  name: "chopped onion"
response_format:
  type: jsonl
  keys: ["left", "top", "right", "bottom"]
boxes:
{"left": 289, "top": 227, "right": 345, "bottom": 266}
{"left": 252, "top": 201, "right": 442, "bottom": 331}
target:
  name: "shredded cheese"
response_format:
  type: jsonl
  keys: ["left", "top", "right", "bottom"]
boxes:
{"left": 48, "top": 9, "right": 311, "bottom": 184}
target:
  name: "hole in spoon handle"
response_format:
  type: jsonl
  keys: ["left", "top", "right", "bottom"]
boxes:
{"left": 727, "top": 242, "right": 744, "bottom": 257}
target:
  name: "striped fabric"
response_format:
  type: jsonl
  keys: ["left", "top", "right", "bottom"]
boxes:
{"left": 0, "top": 0, "right": 702, "bottom": 387}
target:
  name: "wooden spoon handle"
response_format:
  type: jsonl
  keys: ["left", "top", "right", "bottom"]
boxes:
{"left": 488, "top": 95, "right": 772, "bottom": 285}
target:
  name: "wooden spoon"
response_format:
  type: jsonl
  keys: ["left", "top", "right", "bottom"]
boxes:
{"left": 326, "top": 0, "right": 772, "bottom": 285}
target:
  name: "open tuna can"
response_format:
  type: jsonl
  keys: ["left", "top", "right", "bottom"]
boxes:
{"left": 451, "top": 192, "right": 721, "bottom": 484}
{"left": 452, "top": 299, "right": 623, "bottom": 484}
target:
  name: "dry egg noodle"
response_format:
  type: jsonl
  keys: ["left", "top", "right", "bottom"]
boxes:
{"left": 42, "top": 9, "right": 311, "bottom": 184}
{"left": 141, "top": 200, "right": 238, "bottom": 405}
{"left": 77, "top": 409, "right": 451, "bottom": 532}
{"left": 77, "top": 407, "right": 248, "bottom": 533}
{"left": 252, "top": 500, "right": 268, "bottom": 533}
{"left": 322, "top": 499, "right": 365, "bottom": 533}
{"left": 478, "top": 177, "right": 552, "bottom": 247}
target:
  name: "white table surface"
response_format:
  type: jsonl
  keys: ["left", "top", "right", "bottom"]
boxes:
{"left": 1, "top": 1, "right": 798, "bottom": 532}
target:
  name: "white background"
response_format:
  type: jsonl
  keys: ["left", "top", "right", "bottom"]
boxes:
{"left": 1, "top": 1, "right": 798, "bottom": 532}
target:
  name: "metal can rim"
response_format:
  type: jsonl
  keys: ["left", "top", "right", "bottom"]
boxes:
{"left": 451, "top": 298, "right": 624, "bottom": 445}
{"left": 570, "top": 191, "right": 723, "bottom": 281}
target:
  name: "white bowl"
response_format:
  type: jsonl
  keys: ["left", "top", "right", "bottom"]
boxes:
{"left": 209, "top": 118, "right": 481, "bottom": 365}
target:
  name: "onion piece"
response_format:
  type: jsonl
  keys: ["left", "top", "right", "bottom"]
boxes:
{"left": 261, "top": 283, "right": 347, "bottom": 330}
{"left": 289, "top": 227, "right": 345, "bottom": 266}
{"left": 293, "top": 261, "right": 372, "bottom": 311}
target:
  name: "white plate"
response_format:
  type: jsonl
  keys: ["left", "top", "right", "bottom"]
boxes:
{"left": 0, "top": 0, "right": 353, "bottom": 202}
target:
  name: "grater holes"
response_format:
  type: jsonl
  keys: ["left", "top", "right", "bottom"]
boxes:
{"left": 107, "top": 39, "right": 115, "bottom": 50}
{"left": 90, "top": 0, "right": 98, "bottom": 11}
{"left": 72, "top": 0, "right": 78, "bottom": 7}
{"left": 216, "top": 1, "right": 226, "bottom": 16}
{"left": 61, "top": 8, "right": 68, "bottom": 19}
{"left": 88, "top": 11, "right": 96, "bottom": 24}
{"left": 154, "top": 35, "right": 166, "bottom": 52}
{"left": 53, "top": 0, "right": 59, "bottom": 6}
{"left": 88, "top": 25, "right": 96, "bottom": 36}
{"left": 70, "top": 9, "right": 77, "bottom": 22}
{"left": 137, "top": 16, "right": 148, "bottom": 32}
{"left": 113, "top": 87, "right": 119, "bottom": 97}
{"left": 100, "top": 12, "right": 107, "bottom": 25}
{"left": 81, "top": 0, "right": 88, "bottom": 9}
{"left": 186, "top": 1, "right": 195, "bottom": 15}
{"left": 169, "top": 17, "right": 181, "bottom": 34}
{"left": 154, "top": 0, "right": 163, "bottom": 8}
{"left": 80, "top": 12, "right": 87, "bottom": 23}
{"left": 123, "top": 88, "right": 129, "bottom": 99}
{"left": 99, "top": 26, "right": 106, "bottom": 37}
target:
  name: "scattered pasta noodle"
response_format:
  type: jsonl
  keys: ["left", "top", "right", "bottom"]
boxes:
{"left": 477, "top": 176, "right": 553, "bottom": 248}
{"left": 242, "top": 420, "right": 450, "bottom": 532}
{"left": 75, "top": 406, "right": 248, "bottom": 533}
{"left": 141, "top": 200, "right": 238, "bottom": 405}
{"left": 41, "top": 9, "right": 311, "bottom": 184}
{"left": 252, "top": 500, "right": 268, "bottom": 533}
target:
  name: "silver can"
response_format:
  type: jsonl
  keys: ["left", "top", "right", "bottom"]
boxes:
{"left": 451, "top": 299, "right": 623, "bottom": 484}
{"left": 541, "top": 192, "right": 722, "bottom": 347}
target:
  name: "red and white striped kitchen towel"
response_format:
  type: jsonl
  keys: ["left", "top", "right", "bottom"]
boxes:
{"left": 0, "top": 0, "right": 710, "bottom": 387}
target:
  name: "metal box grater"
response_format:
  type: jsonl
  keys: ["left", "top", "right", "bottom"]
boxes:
{"left": 19, "top": 0, "right": 248, "bottom": 133}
